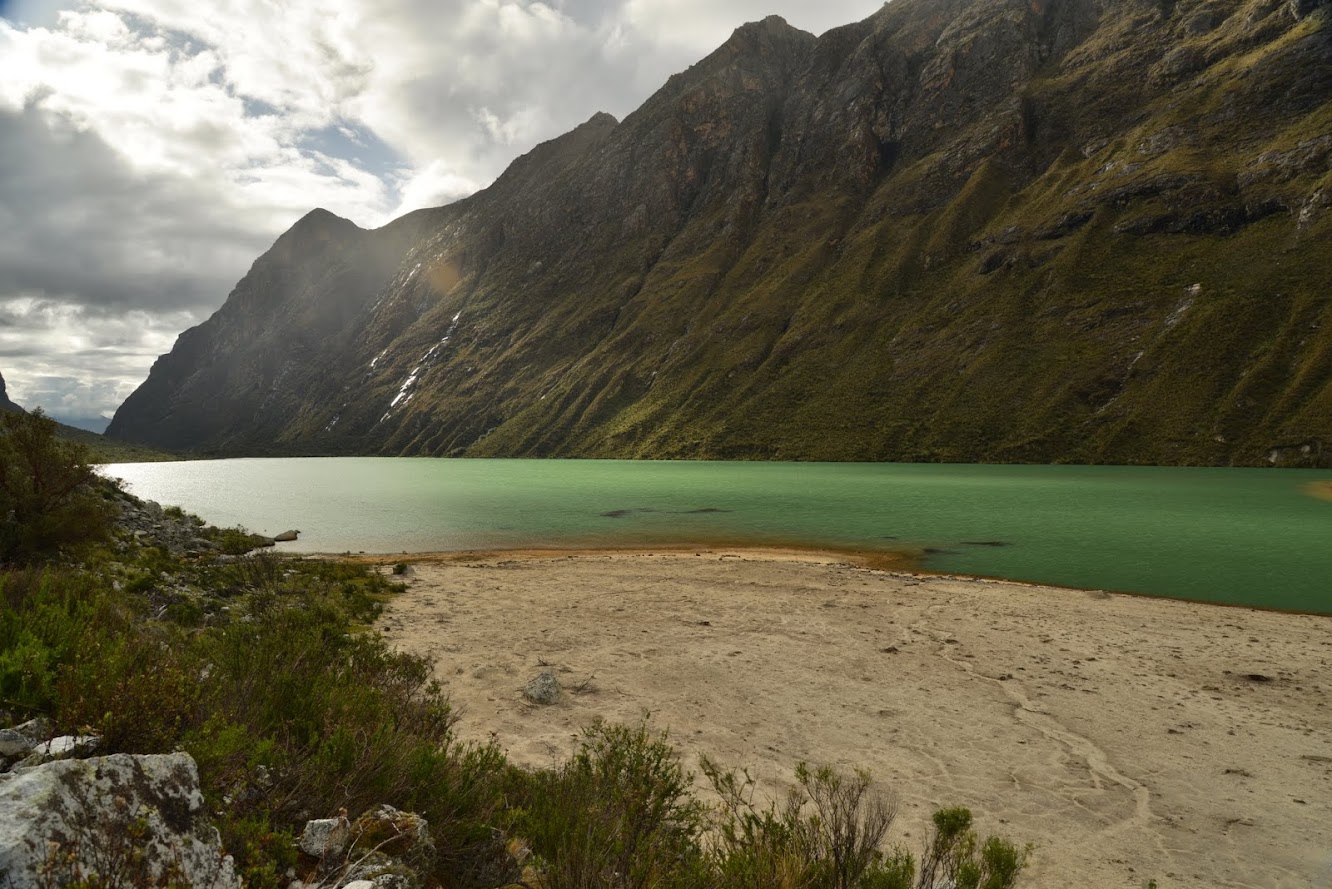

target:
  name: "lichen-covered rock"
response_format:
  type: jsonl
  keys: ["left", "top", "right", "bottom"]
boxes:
{"left": 348, "top": 804, "right": 433, "bottom": 867}
{"left": 523, "top": 671, "right": 562, "bottom": 705}
{"left": 0, "top": 752, "right": 239, "bottom": 889}
{"left": 299, "top": 814, "right": 351, "bottom": 859}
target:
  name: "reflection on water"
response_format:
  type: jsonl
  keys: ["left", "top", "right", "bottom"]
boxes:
{"left": 106, "top": 458, "right": 1332, "bottom": 613}
{"left": 1303, "top": 481, "right": 1332, "bottom": 502}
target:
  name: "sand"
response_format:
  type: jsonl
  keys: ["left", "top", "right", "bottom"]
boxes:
{"left": 373, "top": 549, "right": 1332, "bottom": 889}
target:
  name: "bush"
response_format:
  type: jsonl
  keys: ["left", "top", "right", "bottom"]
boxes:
{"left": 916, "top": 807, "right": 1029, "bottom": 889}
{"left": 0, "top": 568, "right": 116, "bottom": 717}
{"left": 0, "top": 410, "right": 114, "bottom": 563}
{"left": 185, "top": 601, "right": 507, "bottom": 886}
{"left": 511, "top": 719, "right": 708, "bottom": 889}
{"left": 56, "top": 621, "right": 206, "bottom": 752}
{"left": 702, "top": 758, "right": 904, "bottom": 889}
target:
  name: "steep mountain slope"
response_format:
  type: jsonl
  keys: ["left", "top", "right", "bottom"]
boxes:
{"left": 109, "top": 0, "right": 1332, "bottom": 466}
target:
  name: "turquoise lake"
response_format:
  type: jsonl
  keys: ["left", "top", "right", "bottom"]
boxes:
{"left": 105, "top": 458, "right": 1332, "bottom": 613}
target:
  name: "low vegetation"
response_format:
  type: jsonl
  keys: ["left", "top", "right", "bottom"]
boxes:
{"left": 0, "top": 408, "right": 1030, "bottom": 887}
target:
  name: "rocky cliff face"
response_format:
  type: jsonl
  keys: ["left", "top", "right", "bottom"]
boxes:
{"left": 108, "top": 0, "right": 1332, "bottom": 466}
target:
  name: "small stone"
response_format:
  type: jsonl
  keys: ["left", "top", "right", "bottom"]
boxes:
{"left": 523, "top": 671, "right": 562, "bottom": 705}
{"left": 299, "top": 815, "right": 351, "bottom": 858}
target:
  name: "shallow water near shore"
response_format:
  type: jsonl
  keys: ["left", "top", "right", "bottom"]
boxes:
{"left": 106, "top": 458, "right": 1332, "bottom": 613}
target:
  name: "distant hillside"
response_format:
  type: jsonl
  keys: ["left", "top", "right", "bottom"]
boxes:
{"left": 0, "top": 370, "right": 178, "bottom": 463}
{"left": 109, "top": 0, "right": 1332, "bottom": 467}
{"left": 60, "top": 423, "right": 182, "bottom": 464}
{"left": 52, "top": 414, "right": 112, "bottom": 434}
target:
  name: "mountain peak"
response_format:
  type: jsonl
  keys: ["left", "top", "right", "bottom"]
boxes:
{"left": 293, "top": 207, "right": 357, "bottom": 230}
{"left": 724, "top": 14, "right": 810, "bottom": 48}
{"left": 738, "top": 14, "right": 796, "bottom": 34}
{"left": 583, "top": 111, "right": 619, "bottom": 129}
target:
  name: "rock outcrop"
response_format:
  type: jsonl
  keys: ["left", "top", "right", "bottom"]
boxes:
{"left": 108, "top": 0, "right": 1332, "bottom": 466}
{"left": 0, "top": 752, "right": 240, "bottom": 889}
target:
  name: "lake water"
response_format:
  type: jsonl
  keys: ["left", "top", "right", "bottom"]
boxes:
{"left": 105, "top": 458, "right": 1332, "bottom": 613}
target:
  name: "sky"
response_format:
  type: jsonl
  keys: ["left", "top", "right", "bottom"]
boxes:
{"left": 0, "top": 0, "right": 885, "bottom": 428}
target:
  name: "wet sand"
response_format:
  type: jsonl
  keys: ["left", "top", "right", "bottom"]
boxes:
{"left": 374, "top": 549, "right": 1332, "bottom": 889}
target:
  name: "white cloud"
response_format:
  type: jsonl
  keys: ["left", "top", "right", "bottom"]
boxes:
{"left": 0, "top": 294, "right": 195, "bottom": 416}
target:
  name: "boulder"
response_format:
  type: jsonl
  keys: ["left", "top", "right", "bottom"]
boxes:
{"left": 523, "top": 671, "right": 562, "bottom": 705}
{"left": 0, "top": 752, "right": 239, "bottom": 888}
{"left": 273, "top": 530, "right": 300, "bottom": 542}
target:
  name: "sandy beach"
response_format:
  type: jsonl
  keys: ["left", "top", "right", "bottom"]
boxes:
{"left": 374, "top": 549, "right": 1332, "bottom": 889}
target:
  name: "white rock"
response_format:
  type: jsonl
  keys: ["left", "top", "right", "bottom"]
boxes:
{"left": 0, "top": 752, "right": 239, "bottom": 888}
{"left": 342, "top": 882, "right": 375, "bottom": 889}
{"left": 17, "top": 734, "right": 100, "bottom": 767}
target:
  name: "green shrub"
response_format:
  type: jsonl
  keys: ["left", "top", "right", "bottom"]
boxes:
{"left": 917, "top": 807, "right": 1030, "bottom": 889}
{"left": 185, "top": 602, "right": 507, "bottom": 886}
{"left": 210, "top": 526, "right": 270, "bottom": 557}
{"left": 0, "top": 568, "right": 114, "bottom": 716}
{"left": 513, "top": 719, "right": 707, "bottom": 889}
{"left": 0, "top": 410, "right": 114, "bottom": 563}
{"left": 56, "top": 622, "right": 205, "bottom": 752}
{"left": 793, "top": 763, "right": 897, "bottom": 889}
{"left": 702, "top": 758, "right": 903, "bottom": 889}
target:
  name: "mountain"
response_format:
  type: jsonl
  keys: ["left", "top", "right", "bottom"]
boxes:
{"left": 0, "top": 372, "right": 23, "bottom": 414}
{"left": 48, "top": 414, "right": 112, "bottom": 434}
{"left": 108, "top": 0, "right": 1332, "bottom": 467}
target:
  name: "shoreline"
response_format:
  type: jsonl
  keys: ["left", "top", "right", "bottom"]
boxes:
{"left": 314, "top": 544, "right": 1332, "bottom": 618}
{"left": 376, "top": 549, "right": 1332, "bottom": 889}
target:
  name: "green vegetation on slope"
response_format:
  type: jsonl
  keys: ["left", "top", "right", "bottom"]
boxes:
{"left": 57, "top": 422, "right": 184, "bottom": 464}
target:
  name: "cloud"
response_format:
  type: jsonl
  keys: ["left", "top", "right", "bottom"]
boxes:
{"left": 0, "top": 0, "right": 885, "bottom": 418}
{"left": 0, "top": 295, "right": 195, "bottom": 419}
{"left": 0, "top": 104, "right": 272, "bottom": 312}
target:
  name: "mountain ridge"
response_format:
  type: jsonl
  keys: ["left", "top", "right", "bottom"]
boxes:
{"left": 108, "top": 0, "right": 1332, "bottom": 466}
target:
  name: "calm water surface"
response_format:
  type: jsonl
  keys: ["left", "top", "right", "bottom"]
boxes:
{"left": 105, "top": 458, "right": 1332, "bottom": 613}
